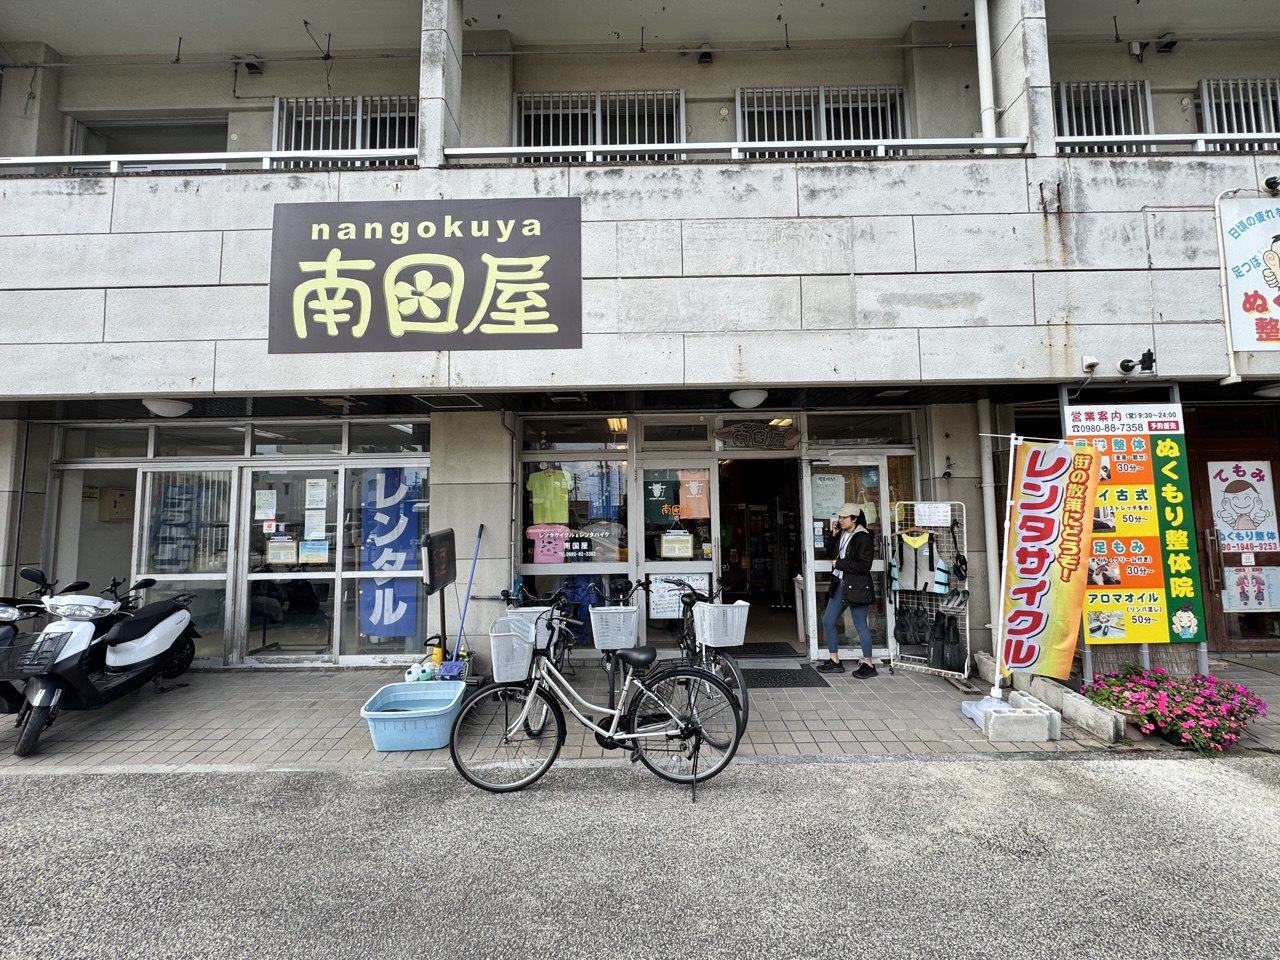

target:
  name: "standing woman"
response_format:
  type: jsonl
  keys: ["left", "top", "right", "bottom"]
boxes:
{"left": 818, "top": 503, "right": 877, "bottom": 678}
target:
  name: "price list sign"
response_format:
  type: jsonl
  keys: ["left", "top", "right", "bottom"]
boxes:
{"left": 1065, "top": 404, "right": 1206, "bottom": 645}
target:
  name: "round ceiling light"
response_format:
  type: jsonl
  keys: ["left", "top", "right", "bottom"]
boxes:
{"left": 728, "top": 389, "right": 768, "bottom": 409}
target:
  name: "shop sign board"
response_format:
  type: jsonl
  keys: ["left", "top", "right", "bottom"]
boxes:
{"left": 1065, "top": 404, "right": 1206, "bottom": 645}
{"left": 997, "top": 440, "right": 1101, "bottom": 679}
{"left": 1220, "top": 196, "right": 1280, "bottom": 351}
{"left": 648, "top": 574, "right": 709, "bottom": 619}
{"left": 269, "top": 198, "right": 582, "bottom": 353}
{"left": 1207, "top": 459, "right": 1279, "bottom": 551}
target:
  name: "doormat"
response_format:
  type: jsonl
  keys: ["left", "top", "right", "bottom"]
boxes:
{"left": 735, "top": 642, "right": 804, "bottom": 658}
{"left": 741, "top": 664, "right": 829, "bottom": 689}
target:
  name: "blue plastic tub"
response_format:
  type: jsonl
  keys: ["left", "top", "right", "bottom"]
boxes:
{"left": 360, "top": 680, "right": 466, "bottom": 751}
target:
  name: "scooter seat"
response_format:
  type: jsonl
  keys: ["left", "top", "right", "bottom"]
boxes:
{"left": 102, "top": 599, "right": 186, "bottom": 646}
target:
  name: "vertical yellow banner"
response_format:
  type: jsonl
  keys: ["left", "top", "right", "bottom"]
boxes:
{"left": 999, "top": 441, "right": 1101, "bottom": 679}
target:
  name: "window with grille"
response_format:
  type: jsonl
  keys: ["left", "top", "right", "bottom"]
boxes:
{"left": 273, "top": 96, "right": 417, "bottom": 168}
{"left": 736, "top": 85, "right": 909, "bottom": 158}
{"left": 1199, "top": 79, "right": 1280, "bottom": 152}
{"left": 514, "top": 90, "right": 684, "bottom": 163}
{"left": 1053, "top": 81, "right": 1153, "bottom": 153}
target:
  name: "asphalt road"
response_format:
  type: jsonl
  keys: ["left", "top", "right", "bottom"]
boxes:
{"left": 1, "top": 754, "right": 1278, "bottom": 960}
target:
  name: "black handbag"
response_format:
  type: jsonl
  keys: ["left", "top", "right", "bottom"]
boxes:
{"left": 841, "top": 575, "right": 875, "bottom": 607}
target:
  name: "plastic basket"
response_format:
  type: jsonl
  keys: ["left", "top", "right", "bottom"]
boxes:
{"left": 489, "top": 615, "right": 537, "bottom": 683}
{"left": 692, "top": 600, "right": 750, "bottom": 648}
{"left": 360, "top": 680, "right": 466, "bottom": 751}
{"left": 589, "top": 605, "right": 640, "bottom": 650}
{"left": 503, "top": 606, "right": 553, "bottom": 651}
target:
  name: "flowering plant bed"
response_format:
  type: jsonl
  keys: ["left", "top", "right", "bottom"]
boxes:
{"left": 1081, "top": 665, "right": 1268, "bottom": 753}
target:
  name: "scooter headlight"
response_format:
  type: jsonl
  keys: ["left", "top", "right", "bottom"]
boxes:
{"left": 46, "top": 597, "right": 118, "bottom": 620}
{"left": 0, "top": 605, "right": 19, "bottom": 622}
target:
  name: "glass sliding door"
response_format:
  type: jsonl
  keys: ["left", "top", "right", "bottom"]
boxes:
{"left": 138, "top": 469, "right": 233, "bottom": 661}
{"left": 243, "top": 468, "right": 338, "bottom": 659}
{"left": 637, "top": 461, "right": 718, "bottom": 643}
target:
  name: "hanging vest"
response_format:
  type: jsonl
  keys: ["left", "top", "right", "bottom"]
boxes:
{"left": 892, "top": 531, "right": 941, "bottom": 592}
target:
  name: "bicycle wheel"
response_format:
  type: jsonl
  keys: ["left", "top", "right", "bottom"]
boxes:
{"left": 702, "top": 648, "right": 750, "bottom": 733}
{"left": 625, "top": 666, "right": 741, "bottom": 785}
{"left": 450, "top": 683, "right": 564, "bottom": 793}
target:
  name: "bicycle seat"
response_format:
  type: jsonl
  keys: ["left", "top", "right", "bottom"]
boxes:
{"left": 614, "top": 646, "right": 657, "bottom": 670}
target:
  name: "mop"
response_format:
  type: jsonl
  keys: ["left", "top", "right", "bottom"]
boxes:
{"left": 439, "top": 523, "right": 484, "bottom": 677}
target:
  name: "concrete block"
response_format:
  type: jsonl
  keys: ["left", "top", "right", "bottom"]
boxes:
{"left": 682, "top": 218, "right": 854, "bottom": 276}
{"left": 615, "top": 277, "right": 800, "bottom": 333}
{"left": 0, "top": 289, "right": 105, "bottom": 343}
{"left": 797, "top": 158, "right": 1031, "bottom": 217}
{"left": 106, "top": 286, "right": 266, "bottom": 342}
{"left": 0, "top": 232, "right": 223, "bottom": 290}
{"left": 920, "top": 322, "right": 1155, "bottom": 382}
{"left": 0, "top": 178, "right": 114, "bottom": 236}
{"left": 801, "top": 275, "right": 854, "bottom": 329}
{"left": 428, "top": 412, "right": 511, "bottom": 485}
{"left": 212, "top": 339, "right": 448, "bottom": 395}
{"left": 1008, "top": 690, "right": 1061, "bottom": 740}
{"left": 1061, "top": 687, "right": 1123, "bottom": 743}
{"left": 1150, "top": 270, "right": 1219, "bottom": 324}
{"left": 0, "top": 341, "right": 215, "bottom": 396}
{"left": 618, "top": 220, "right": 682, "bottom": 277}
{"left": 572, "top": 164, "right": 799, "bottom": 222}
{"left": 1153, "top": 322, "right": 1230, "bottom": 379}
{"left": 1028, "top": 675, "right": 1066, "bottom": 712}
{"left": 1032, "top": 270, "right": 1153, "bottom": 326}
{"left": 855, "top": 272, "right": 1034, "bottom": 328}
{"left": 335, "top": 166, "right": 569, "bottom": 203}
{"left": 111, "top": 173, "right": 338, "bottom": 233}
{"left": 1062, "top": 156, "right": 1257, "bottom": 214}
{"left": 449, "top": 332, "right": 683, "bottom": 390}
{"left": 1144, "top": 209, "right": 1218, "bottom": 270}
{"left": 851, "top": 217, "right": 915, "bottom": 273}
{"left": 984, "top": 707, "right": 1051, "bottom": 742}
{"left": 914, "top": 212, "right": 1148, "bottom": 272}
{"left": 973, "top": 650, "right": 998, "bottom": 686}
{"left": 220, "top": 230, "right": 272, "bottom": 285}
{"left": 581, "top": 221, "right": 617, "bottom": 277}
{"left": 684, "top": 326, "right": 921, "bottom": 386}
{"left": 1011, "top": 670, "right": 1033, "bottom": 692}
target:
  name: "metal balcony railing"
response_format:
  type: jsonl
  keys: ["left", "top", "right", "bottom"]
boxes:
{"left": 1055, "top": 132, "right": 1280, "bottom": 153}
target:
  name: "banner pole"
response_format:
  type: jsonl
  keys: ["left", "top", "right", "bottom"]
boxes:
{"left": 990, "top": 434, "right": 1021, "bottom": 700}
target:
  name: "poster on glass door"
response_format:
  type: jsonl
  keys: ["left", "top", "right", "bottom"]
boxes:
{"left": 1207, "top": 460, "right": 1279, "bottom": 551}
{"left": 359, "top": 467, "right": 418, "bottom": 636}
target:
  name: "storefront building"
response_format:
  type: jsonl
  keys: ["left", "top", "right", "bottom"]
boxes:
{"left": 3, "top": 1, "right": 1280, "bottom": 670}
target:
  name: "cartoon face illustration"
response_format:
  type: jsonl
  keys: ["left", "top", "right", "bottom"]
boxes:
{"left": 1216, "top": 479, "right": 1272, "bottom": 531}
{"left": 1171, "top": 604, "right": 1198, "bottom": 639}
{"left": 1263, "top": 235, "right": 1280, "bottom": 290}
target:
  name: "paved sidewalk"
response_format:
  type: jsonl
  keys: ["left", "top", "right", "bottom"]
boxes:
{"left": 1, "top": 654, "right": 1275, "bottom": 772}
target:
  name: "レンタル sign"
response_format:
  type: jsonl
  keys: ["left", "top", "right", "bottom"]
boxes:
{"left": 269, "top": 198, "right": 582, "bottom": 353}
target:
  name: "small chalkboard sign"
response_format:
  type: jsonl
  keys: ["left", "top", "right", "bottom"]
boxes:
{"left": 421, "top": 528, "right": 457, "bottom": 595}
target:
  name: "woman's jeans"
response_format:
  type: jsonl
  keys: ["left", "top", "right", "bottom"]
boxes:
{"left": 822, "top": 586, "right": 872, "bottom": 659}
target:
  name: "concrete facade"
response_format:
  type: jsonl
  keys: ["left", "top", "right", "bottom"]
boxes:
{"left": 1, "top": 0, "right": 1278, "bottom": 668}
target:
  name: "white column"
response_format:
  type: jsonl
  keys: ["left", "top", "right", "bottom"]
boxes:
{"left": 419, "top": 0, "right": 464, "bottom": 167}
{"left": 984, "top": 0, "right": 1055, "bottom": 154}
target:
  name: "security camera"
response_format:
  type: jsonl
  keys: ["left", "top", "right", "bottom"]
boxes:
{"left": 1264, "top": 176, "right": 1280, "bottom": 197}
{"left": 1082, "top": 356, "right": 1100, "bottom": 374}
{"left": 942, "top": 470, "right": 953, "bottom": 480}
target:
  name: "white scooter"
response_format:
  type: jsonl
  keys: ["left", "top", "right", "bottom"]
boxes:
{"left": 2, "top": 567, "right": 199, "bottom": 757}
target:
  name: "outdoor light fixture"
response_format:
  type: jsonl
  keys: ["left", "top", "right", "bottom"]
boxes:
{"left": 1253, "top": 383, "right": 1280, "bottom": 399}
{"left": 1117, "top": 349, "right": 1157, "bottom": 378}
{"left": 241, "top": 56, "right": 264, "bottom": 75}
{"left": 1155, "top": 32, "right": 1178, "bottom": 54}
{"left": 141, "top": 398, "right": 193, "bottom": 417}
{"left": 697, "top": 43, "right": 713, "bottom": 66}
{"left": 729, "top": 389, "right": 768, "bottom": 409}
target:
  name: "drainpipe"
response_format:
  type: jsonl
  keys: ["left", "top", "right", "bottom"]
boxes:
{"left": 973, "top": 0, "right": 998, "bottom": 151}
{"left": 977, "top": 399, "right": 1002, "bottom": 668}
{"left": 1213, "top": 187, "right": 1244, "bottom": 385}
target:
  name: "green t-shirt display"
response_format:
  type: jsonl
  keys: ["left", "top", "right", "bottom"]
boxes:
{"left": 527, "top": 468, "right": 571, "bottom": 524}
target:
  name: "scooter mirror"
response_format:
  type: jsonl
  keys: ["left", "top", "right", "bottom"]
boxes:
{"left": 56, "top": 580, "right": 91, "bottom": 595}
{"left": 19, "top": 567, "right": 46, "bottom": 586}
{"left": 130, "top": 578, "right": 157, "bottom": 592}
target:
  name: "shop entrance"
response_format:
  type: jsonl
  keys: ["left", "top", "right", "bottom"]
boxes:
{"left": 717, "top": 459, "right": 803, "bottom": 651}
{"left": 1187, "top": 405, "right": 1280, "bottom": 653}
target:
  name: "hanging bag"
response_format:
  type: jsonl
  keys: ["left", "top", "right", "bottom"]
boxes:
{"left": 948, "top": 519, "right": 969, "bottom": 583}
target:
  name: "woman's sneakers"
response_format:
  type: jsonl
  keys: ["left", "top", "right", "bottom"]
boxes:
{"left": 816, "top": 659, "right": 844, "bottom": 673}
{"left": 852, "top": 662, "right": 878, "bottom": 680}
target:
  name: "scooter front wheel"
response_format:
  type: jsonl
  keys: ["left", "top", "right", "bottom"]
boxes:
{"left": 14, "top": 704, "right": 50, "bottom": 757}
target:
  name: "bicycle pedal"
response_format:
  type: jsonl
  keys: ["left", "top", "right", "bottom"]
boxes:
{"left": 629, "top": 748, "right": 641, "bottom": 763}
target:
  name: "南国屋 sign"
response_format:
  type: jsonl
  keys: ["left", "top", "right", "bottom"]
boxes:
{"left": 268, "top": 198, "right": 582, "bottom": 353}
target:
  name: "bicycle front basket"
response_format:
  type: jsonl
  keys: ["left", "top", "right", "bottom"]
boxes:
{"left": 589, "top": 605, "right": 640, "bottom": 650}
{"left": 692, "top": 600, "right": 750, "bottom": 648}
{"left": 503, "top": 606, "right": 553, "bottom": 651}
{"left": 489, "top": 615, "right": 537, "bottom": 683}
